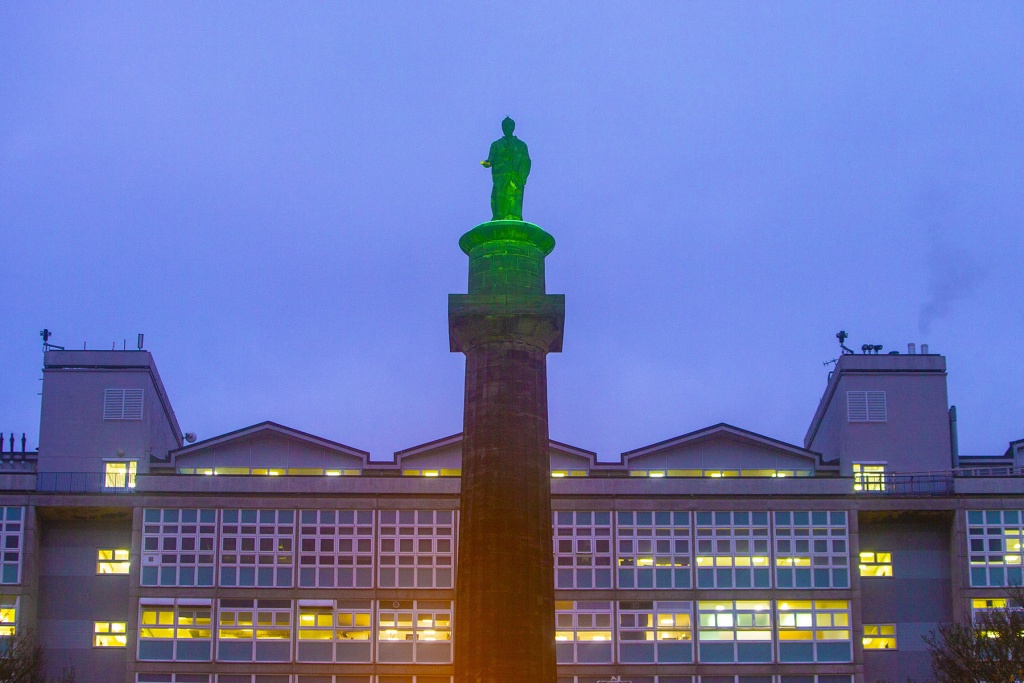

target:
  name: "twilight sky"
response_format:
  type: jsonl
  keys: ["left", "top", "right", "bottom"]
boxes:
{"left": 1, "top": 3, "right": 1021, "bottom": 462}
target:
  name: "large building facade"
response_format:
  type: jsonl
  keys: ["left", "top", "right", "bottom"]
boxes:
{"left": 0, "top": 344, "right": 1022, "bottom": 683}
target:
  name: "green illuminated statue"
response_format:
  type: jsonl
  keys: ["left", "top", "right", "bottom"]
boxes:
{"left": 481, "top": 116, "right": 531, "bottom": 221}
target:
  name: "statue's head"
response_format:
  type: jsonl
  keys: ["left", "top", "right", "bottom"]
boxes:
{"left": 501, "top": 116, "right": 515, "bottom": 136}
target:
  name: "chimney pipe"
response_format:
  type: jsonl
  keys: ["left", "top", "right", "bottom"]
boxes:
{"left": 21, "top": 434, "right": 26, "bottom": 453}
{"left": 949, "top": 405, "right": 959, "bottom": 467}
{"left": 921, "top": 343, "right": 929, "bottom": 354}
{"left": 908, "top": 343, "right": 916, "bottom": 354}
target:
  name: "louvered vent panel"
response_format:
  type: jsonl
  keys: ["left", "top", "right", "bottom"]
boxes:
{"left": 866, "top": 391, "right": 887, "bottom": 422}
{"left": 122, "top": 389, "right": 144, "bottom": 420}
{"left": 103, "top": 389, "right": 125, "bottom": 420}
{"left": 847, "top": 391, "right": 868, "bottom": 422}
{"left": 104, "top": 388, "right": 143, "bottom": 420}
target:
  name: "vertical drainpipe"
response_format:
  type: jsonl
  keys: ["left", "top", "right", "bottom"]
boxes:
{"left": 949, "top": 405, "right": 959, "bottom": 468}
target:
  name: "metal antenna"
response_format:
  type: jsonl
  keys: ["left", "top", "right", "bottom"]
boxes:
{"left": 836, "top": 330, "right": 854, "bottom": 355}
{"left": 40, "top": 329, "right": 64, "bottom": 352}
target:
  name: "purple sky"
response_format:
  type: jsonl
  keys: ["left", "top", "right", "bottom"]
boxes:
{"left": 2, "top": 4, "right": 1021, "bottom": 462}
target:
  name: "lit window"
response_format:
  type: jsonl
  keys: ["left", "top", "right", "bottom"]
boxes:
{"left": 104, "top": 461, "right": 137, "bottom": 489}
{"left": 337, "top": 605, "right": 373, "bottom": 641}
{"left": 97, "top": 549, "right": 130, "bottom": 574}
{"left": 0, "top": 596, "right": 16, "bottom": 636}
{"left": 696, "top": 600, "right": 772, "bottom": 663}
{"left": 555, "top": 601, "right": 614, "bottom": 663}
{"left": 863, "top": 623, "right": 897, "bottom": 649}
{"left": 140, "top": 606, "right": 175, "bottom": 639}
{"left": 777, "top": 600, "right": 852, "bottom": 662}
{"left": 138, "top": 600, "right": 213, "bottom": 661}
{"left": 617, "top": 600, "right": 693, "bottom": 663}
{"left": 970, "top": 597, "right": 1023, "bottom": 626}
{"left": 551, "top": 469, "right": 587, "bottom": 478}
{"left": 216, "top": 599, "right": 292, "bottom": 662}
{"left": 853, "top": 463, "right": 886, "bottom": 492}
{"left": 859, "top": 552, "right": 893, "bottom": 577}
{"left": 402, "top": 469, "right": 459, "bottom": 477}
{"left": 298, "top": 606, "right": 334, "bottom": 640}
{"left": 296, "top": 599, "right": 372, "bottom": 663}
{"left": 376, "top": 600, "right": 452, "bottom": 664}
{"left": 94, "top": 621, "right": 127, "bottom": 647}
{"left": 218, "top": 608, "right": 253, "bottom": 640}
{"left": 177, "top": 466, "right": 362, "bottom": 476}
{"left": 176, "top": 606, "right": 212, "bottom": 640}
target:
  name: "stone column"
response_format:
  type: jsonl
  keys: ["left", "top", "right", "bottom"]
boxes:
{"left": 449, "top": 220, "right": 564, "bottom": 683}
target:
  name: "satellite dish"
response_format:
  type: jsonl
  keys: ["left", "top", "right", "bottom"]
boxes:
{"left": 184, "top": 432, "right": 197, "bottom": 443}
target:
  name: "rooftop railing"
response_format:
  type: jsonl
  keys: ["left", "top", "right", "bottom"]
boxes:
{"left": 955, "top": 465, "right": 1024, "bottom": 478}
{"left": 36, "top": 472, "right": 135, "bottom": 494}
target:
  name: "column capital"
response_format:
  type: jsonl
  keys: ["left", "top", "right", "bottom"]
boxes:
{"left": 448, "top": 294, "right": 565, "bottom": 353}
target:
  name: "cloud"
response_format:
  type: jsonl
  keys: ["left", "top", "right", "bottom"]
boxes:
{"left": 919, "top": 237, "right": 987, "bottom": 334}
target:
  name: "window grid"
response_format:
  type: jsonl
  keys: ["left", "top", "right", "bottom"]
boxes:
{"left": 555, "top": 601, "right": 614, "bottom": 664}
{"left": 862, "top": 623, "right": 897, "bottom": 650}
{"left": 696, "top": 600, "right": 772, "bottom": 663}
{"left": 217, "top": 599, "right": 292, "bottom": 662}
{"left": 139, "top": 600, "right": 213, "bottom": 661}
{"left": 376, "top": 600, "right": 452, "bottom": 664}
{"left": 618, "top": 600, "right": 693, "bottom": 664}
{"left": 695, "top": 512, "right": 771, "bottom": 589}
{"left": 967, "top": 510, "right": 1024, "bottom": 587}
{"left": 220, "top": 509, "right": 295, "bottom": 588}
{"left": 298, "top": 510, "right": 375, "bottom": 588}
{"left": 296, "top": 600, "right": 373, "bottom": 663}
{"left": 616, "top": 512, "right": 691, "bottom": 589}
{"left": 0, "top": 507, "right": 22, "bottom": 584}
{"left": 777, "top": 600, "right": 852, "bottom": 663}
{"left": 377, "top": 510, "right": 455, "bottom": 589}
{"left": 773, "top": 511, "right": 849, "bottom": 589}
{"left": 554, "top": 511, "right": 613, "bottom": 589}
{"left": 142, "top": 508, "right": 217, "bottom": 587}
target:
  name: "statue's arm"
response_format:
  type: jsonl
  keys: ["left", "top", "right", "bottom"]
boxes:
{"left": 481, "top": 141, "right": 500, "bottom": 168}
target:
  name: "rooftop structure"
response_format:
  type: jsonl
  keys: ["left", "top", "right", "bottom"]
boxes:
{"left": 0, "top": 336, "right": 1019, "bottom": 683}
